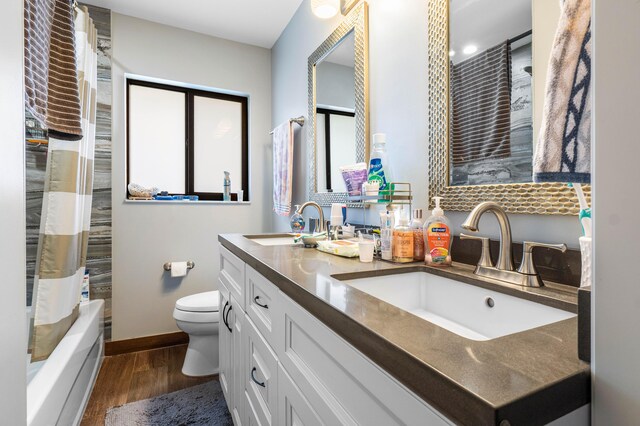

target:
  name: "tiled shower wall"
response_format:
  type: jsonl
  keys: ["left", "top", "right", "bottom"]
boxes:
{"left": 26, "top": 4, "right": 113, "bottom": 340}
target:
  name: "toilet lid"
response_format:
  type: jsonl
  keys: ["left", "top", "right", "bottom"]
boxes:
{"left": 175, "top": 291, "right": 220, "bottom": 312}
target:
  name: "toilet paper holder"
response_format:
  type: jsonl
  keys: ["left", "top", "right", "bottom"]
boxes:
{"left": 163, "top": 261, "right": 195, "bottom": 272}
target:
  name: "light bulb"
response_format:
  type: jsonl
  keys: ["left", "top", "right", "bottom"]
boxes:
{"left": 463, "top": 45, "right": 478, "bottom": 55}
{"left": 312, "top": 0, "right": 339, "bottom": 19}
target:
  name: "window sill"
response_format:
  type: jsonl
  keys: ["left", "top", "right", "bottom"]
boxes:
{"left": 124, "top": 199, "right": 251, "bottom": 205}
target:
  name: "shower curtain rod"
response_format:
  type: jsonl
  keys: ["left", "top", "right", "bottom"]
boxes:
{"left": 270, "top": 116, "right": 305, "bottom": 134}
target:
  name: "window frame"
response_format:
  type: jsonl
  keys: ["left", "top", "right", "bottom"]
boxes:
{"left": 126, "top": 78, "right": 249, "bottom": 201}
{"left": 316, "top": 107, "right": 356, "bottom": 192}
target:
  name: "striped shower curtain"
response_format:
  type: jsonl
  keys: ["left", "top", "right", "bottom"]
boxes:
{"left": 31, "top": 7, "right": 97, "bottom": 361}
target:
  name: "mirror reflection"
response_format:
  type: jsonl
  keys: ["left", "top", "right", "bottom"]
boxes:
{"left": 315, "top": 30, "right": 356, "bottom": 193}
{"left": 449, "top": 0, "right": 534, "bottom": 186}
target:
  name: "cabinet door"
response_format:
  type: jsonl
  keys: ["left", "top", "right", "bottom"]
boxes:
{"left": 278, "top": 363, "right": 326, "bottom": 426}
{"left": 245, "top": 316, "right": 279, "bottom": 426}
{"left": 220, "top": 245, "right": 246, "bottom": 310}
{"left": 219, "top": 288, "right": 233, "bottom": 412}
{"left": 230, "top": 294, "right": 246, "bottom": 426}
{"left": 277, "top": 292, "right": 452, "bottom": 426}
{"left": 245, "top": 266, "right": 281, "bottom": 350}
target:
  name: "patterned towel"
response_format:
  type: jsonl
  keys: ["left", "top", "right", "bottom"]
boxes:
{"left": 24, "top": 0, "right": 83, "bottom": 140}
{"left": 273, "top": 121, "right": 294, "bottom": 216}
{"left": 533, "top": 0, "right": 591, "bottom": 184}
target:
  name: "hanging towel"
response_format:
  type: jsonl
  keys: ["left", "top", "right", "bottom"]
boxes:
{"left": 273, "top": 121, "right": 294, "bottom": 216}
{"left": 451, "top": 41, "right": 512, "bottom": 165}
{"left": 533, "top": 0, "right": 591, "bottom": 184}
{"left": 24, "top": 0, "right": 83, "bottom": 140}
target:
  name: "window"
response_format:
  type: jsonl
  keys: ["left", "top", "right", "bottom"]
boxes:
{"left": 315, "top": 107, "right": 356, "bottom": 192}
{"left": 126, "top": 78, "right": 249, "bottom": 201}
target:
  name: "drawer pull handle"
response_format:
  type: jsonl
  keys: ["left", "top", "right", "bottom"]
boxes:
{"left": 254, "top": 296, "right": 269, "bottom": 309}
{"left": 250, "top": 367, "right": 266, "bottom": 387}
{"left": 222, "top": 301, "right": 229, "bottom": 327}
{"left": 224, "top": 305, "right": 233, "bottom": 333}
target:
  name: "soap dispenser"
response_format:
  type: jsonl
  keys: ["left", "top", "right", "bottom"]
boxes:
{"left": 290, "top": 205, "right": 305, "bottom": 233}
{"left": 423, "top": 197, "right": 452, "bottom": 266}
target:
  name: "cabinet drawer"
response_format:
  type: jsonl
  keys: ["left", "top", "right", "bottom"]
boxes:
{"left": 246, "top": 266, "right": 281, "bottom": 350}
{"left": 245, "top": 316, "right": 278, "bottom": 426}
{"left": 219, "top": 245, "right": 245, "bottom": 310}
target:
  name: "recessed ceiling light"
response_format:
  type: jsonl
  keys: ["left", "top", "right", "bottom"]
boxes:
{"left": 312, "top": 0, "right": 340, "bottom": 19}
{"left": 449, "top": 50, "right": 456, "bottom": 57}
{"left": 463, "top": 45, "right": 478, "bottom": 55}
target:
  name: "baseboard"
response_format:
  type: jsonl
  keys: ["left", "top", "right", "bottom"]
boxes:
{"left": 105, "top": 331, "right": 189, "bottom": 356}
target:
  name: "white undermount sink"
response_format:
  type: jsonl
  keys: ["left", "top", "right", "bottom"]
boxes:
{"left": 246, "top": 234, "right": 300, "bottom": 246}
{"left": 342, "top": 272, "right": 575, "bottom": 341}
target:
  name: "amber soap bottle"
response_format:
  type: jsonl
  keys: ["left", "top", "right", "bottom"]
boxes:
{"left": 393, "top": 217, "right": 414, "bottom": 263}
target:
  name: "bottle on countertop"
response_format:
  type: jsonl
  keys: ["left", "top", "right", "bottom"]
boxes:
{"left": 411, "top": 209, "right": 425, "bottom": 261}
{"left": 423, "top": 196, "right": 452, "bottom": 267}
{"left": 393, "top": 215, "right": 414, "bottom": 263}
{"left": 380, "top": 210, "right": 394, "bottom": 261}
{"left": 223, "top": 171, "right": 231, "bottom": 201}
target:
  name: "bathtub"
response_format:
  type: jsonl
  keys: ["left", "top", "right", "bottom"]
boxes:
{"left": 27, "top": 300, "right": 104, "bottom": 426}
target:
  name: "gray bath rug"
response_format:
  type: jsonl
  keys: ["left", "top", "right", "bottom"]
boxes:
{"left": 105, "top": 380, "right": 233, "bottom": 425}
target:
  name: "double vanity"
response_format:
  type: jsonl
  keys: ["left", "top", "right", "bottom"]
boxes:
{"left": 217, "top": 233, "right": 590, "bottom": 426}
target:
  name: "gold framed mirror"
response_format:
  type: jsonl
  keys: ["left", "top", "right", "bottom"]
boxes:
{"left": 427, "top": 0, "right": 590, "bottom": 215}
{"left": 308, "top": 2, "right": 369, "bottom": 207}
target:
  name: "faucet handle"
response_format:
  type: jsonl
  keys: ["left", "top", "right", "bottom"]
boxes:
{"left": 517, "top": 241, "right": 567, "bottom": 276}
{"left": 460, "top": 233, "right": 493, "bottom": 267}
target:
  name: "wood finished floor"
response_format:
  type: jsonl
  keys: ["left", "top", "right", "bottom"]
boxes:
{"left": 81, "top": 344, "right": 215, "bottom": 425}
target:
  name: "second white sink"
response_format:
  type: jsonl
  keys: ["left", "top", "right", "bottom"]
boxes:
{"left": 342, "top": 272, "right": 575, "bottom": 341}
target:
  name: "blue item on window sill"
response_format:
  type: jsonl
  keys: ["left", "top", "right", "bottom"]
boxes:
{"left": 153, "top": 195, "right": 199, "bottom": 201}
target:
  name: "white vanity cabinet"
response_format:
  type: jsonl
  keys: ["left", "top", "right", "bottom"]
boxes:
{"left": 218, "top": 245, "right": 451, "bottom": 426}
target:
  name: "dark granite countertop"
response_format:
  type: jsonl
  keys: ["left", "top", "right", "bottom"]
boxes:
{"left": 219, "top": 234, "right": 590, "bottom": 426}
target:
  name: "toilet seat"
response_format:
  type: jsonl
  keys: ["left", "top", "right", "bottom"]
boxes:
{"left": 175, "top": 291, "right": 220, "bottom": 312}
{"left": 173, "top": 309, "right": 220, "bottom": 323}
{"left": 173, "top": 291, "right": 221, "bottom": 323}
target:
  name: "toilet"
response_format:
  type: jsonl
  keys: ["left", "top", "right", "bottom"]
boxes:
{"left": 173, "top": 291, "right": 220, "bottom": 377}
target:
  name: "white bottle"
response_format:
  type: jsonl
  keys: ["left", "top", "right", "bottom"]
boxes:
{"left": 81, "top": 269, "right": 90, "bottom": 302}
{"left": 223, "top": 171, "right": 231, "bottom": 201}
{"left": 380, "top": 210, "right": 394, "bottom": 260}
{"left": 368, "top": 133, "right": 392, "bottom": 191}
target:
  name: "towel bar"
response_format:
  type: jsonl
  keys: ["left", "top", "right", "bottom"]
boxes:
{"left": 163, "top": 261, "right": 195, "bottom": 272}
{"left": 270, "top": 116, "right": 305, "bottom": 134}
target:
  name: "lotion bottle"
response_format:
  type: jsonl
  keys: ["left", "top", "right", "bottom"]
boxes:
{"left": 423, "top": 197, "right": 452, "bottom": 266}
{"left": 411, "top": 209, "right": 425, "bottom": 261}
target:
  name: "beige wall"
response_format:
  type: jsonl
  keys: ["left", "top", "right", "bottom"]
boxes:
{"left": 0, "top": 0, "right": 27, "bottom": 421}
{"left": 271, "top": 0, "right": 581, "bottom": 246}
{"left": 111, "top": 13, "right": 272, "bottom": 340}
{"left": 532, "top": 0, "right": 561, "bottom": 147}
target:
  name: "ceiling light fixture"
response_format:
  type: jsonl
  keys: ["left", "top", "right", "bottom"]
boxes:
{"left": 312, "top": 0, "right": 340, "bottom": 19}
{"left": 449, "top": 50, "right": 456, "bottom": 57}
{"left": 463, "top": 45, "right": 478, "bottom": 55}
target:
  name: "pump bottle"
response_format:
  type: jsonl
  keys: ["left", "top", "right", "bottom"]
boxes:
{"left": 423, "top": 197, "right": 452, "bottom": 266}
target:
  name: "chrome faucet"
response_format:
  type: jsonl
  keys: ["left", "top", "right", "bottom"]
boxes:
{"left": 461, "top": 202, "right": 514, "bottom": 271}
{"left": 461, "top": 202, "right": 567, "bottom": 287}
{"left": 296, "top": 201, "right": 327, "bottom": 234}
